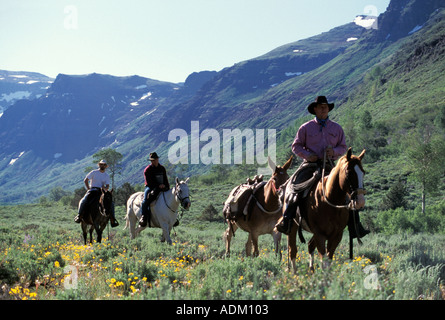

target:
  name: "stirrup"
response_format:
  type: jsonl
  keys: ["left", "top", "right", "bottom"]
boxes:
{"left": 110, "top": 218, "right": 119, "bottom": 228}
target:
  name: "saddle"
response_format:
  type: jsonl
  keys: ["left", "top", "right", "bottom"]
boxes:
{"left": 223, "top": 175, "right": 265, "bottom": 222}
{"left": 284, "top": 163, "right": 322, "bottom": 243}
{"left": 284, "top": 163, "right": 321, "bottom": 204}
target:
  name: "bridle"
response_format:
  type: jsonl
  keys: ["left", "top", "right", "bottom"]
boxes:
{"left": 163, "top": 182, "right": 191, "bottom": 213}
{"left": 175, "top": 182, "right": 191, "bottom": 208}
{"left": 321, "top": 151, "right": 366, "bottom": 210}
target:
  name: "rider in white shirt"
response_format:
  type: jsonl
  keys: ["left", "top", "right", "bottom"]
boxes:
{"left": 74, "top": 160, "right": 119, "bottom": 227}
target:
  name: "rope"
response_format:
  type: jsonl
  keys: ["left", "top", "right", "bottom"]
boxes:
{"left": 250, "top": 194, "right": 283, "bottom": 214}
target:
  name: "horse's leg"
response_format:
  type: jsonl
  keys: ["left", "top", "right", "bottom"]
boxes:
{"left": 126, "top": 204, "right": 136, "bottom": 240}
{"left": 327, "top": 232, "right": 343, "bottom": 260}
{"left": 128, "top": 217, "right": 135, "bottom": 240}
{"left": 245, "top": 233, "right": 253, "bottom": 257}
{"left": 81, "top": 223, "right": 87, "bottom": 245}
{"left": 308, "top": 236, "right": 316, "bottom": 272}
{"left": 224, "top": 222, "right": 237, "bottom": 257}
{"left": 128, "top": 210, "right": 137, "bottom": 240}
{"left": 312, "top": 234, "right": 329, "bottom": 269}
{"left": 272, "top": 229, "right": 282, "bottom": 260}
{"left": 251, "top": 233, "right": 259, "bottom": 257}
{"left": 97, "top": 230, "right": 102, "bottom": 243}
{"left": 93, "top": 221, "right": 102, "bottom": 243}
{"left": 89, "top": 226, "right": 94, "bottom": 245}
{"left": 288, "top": 223, "right": 298, "bottom": 273}
{"left": 161, "top": 223, "right": 172, "bottom": 245}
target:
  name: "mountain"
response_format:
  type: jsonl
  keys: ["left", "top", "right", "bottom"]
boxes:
{"left": 0, "top": 70, "right": 53, "bottom": 115}
{"left": 0, "top": 0, "right": 444, "bottom": 204}
{"left": 0, "top": 73, "right": 181, "bottom": 162}
{"left": 151, "top": 22, "right": 366, "bottom": 137}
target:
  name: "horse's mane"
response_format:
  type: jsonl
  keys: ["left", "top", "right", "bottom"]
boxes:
{"left": 325, "top": 152, "right": 365, "bottom": 193}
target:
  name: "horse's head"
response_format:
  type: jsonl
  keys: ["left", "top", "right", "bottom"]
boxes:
{"left": 339, "top": 148, "right": 366, "bottom": 210}
{"left": 268, "top": 155, "right": 293, "bottom": 190}
{"left": 175, "top": 177, "right": 191, "bottom": 210}
{"left": 100, "top": 188, "right": 114, "bottom": 216}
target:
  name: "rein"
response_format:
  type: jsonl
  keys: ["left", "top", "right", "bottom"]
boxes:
{"left": 163, "top": 183, "right": 190, "bottom": 214}
{"left": 162, "top": 191, "right": 176, "bottom": 213}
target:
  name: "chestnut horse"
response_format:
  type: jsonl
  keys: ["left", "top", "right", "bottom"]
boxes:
{"left": 224, "top": 156, "right": 293, "bottom": 257}
{"left": 284, "top": 148, "right": 366, "bottom": 272}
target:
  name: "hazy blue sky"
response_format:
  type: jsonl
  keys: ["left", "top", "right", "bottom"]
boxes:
{"left": 0, "top": 0, "right": 390, "bottom": 83}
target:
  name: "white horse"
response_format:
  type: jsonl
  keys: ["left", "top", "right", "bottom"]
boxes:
{"left": 124, "top": 178, "right": 191, "bottom": 244}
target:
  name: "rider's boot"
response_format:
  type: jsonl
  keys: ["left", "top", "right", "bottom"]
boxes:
{"left": 275, "top": 216, "right": 292, "bottom": 235}
{"left": 110, "top": 215, "right": 119, "bottom": 228}
{"left": 348, "top": 210, "right": 370, "bottom": 239}
{"left": 74, "top": 199, "right": 87, "bottom": 223}
{"left": 275, "top": 201, "right": 298, "bottom": 235}
{"left": 74, "top": 214, "right": 82, "bottom": 223}
{"left": 139, "top": 205, "right": 151, "bottom": 228}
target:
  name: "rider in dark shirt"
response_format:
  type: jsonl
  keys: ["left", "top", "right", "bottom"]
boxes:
{"left": 139, "top": 152, "right": 170, "bottom": 227}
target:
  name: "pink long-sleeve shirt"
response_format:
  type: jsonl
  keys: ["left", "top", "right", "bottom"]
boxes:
{"left": 292, "top": 118, "right": 347, "bottom": 161}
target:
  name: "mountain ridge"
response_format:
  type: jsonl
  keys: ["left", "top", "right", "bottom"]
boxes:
{"left": 1, "top": 0, "right": 444, "bottom": 203}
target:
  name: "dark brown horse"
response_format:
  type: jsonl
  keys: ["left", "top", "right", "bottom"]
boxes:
{"left": 80, "top": 189, "right": 113, "bottom": 245}
{"left": 283, "top": 148, "right": 366, "bottom": 271}
{"left": 224, "top": 156, "right": 293, "bottom": 257}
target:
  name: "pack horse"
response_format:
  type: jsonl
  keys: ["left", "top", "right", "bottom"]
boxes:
{"left": 223, "top": 156, "right": 293, "bottom": 257}
{"left": 125, "top": 178, "right": 191, "bottom": 244}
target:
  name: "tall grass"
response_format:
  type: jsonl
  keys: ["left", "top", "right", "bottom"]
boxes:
{"left": 0, "top": 202, "right": 444, "bottom": 300}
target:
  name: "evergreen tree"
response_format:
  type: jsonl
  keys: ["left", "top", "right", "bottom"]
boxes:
{"left": 381, "top": 179, "right": 409, "bottom": 210}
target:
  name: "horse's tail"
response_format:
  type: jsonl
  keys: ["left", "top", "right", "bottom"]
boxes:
{"left": 123, "top": 194, "right": 135, "bottom": 230}
{"left": 123, "top": 217, "right": 129, "bottom": 230}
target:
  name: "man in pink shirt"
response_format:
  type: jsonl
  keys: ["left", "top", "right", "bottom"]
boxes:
{"left": 276, "top": 96, "right": 368, "bottom": 238}
{"left": 292, "top": 98, "right": 346, "bottom": 162}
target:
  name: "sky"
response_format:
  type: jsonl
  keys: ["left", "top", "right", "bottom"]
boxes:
{"left": 0, "top": 0, "right": 390, "bottom": 83}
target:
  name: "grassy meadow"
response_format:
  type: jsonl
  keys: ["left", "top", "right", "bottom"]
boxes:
{"left": 0, "top": 180, "right": 444, "bottom": 301}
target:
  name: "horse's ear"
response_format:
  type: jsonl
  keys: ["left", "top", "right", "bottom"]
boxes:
{"left": 283, "top": 155, "right": 293, "bottom": 171}
{"left": 176, "top": 177, "right": 180, "bottom": 185}
{"left": 185, "top": 177, "right": 190, "bottom": 184}
{"left": 358, "top": 149, "right": 366, "bottom": 160}
{"left": 268, "top": 156, "right": 276, "bottom": 172}
{"left": 346, "top": 147, "right": 352, "bottom": 161}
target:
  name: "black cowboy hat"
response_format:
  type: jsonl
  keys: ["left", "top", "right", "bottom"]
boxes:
{"left": 149, "top": 152, "right": 159, "bottom": 160}
{"left": 307, "top": 96, "right": 334, "bottom": 115}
